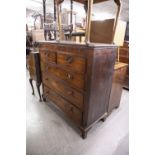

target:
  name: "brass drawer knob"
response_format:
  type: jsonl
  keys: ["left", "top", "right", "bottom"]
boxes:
{"left": 66, "top": 73, "right": 73, "bottom": 79}
{"left": 65, "top": 55, "right": 73, "bottom": 63}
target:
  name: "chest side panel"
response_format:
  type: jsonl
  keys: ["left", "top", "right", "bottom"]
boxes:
{"left": 85, "top": 47, "right": 116, "bottom": 126}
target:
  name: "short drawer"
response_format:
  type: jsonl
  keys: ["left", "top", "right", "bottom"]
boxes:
{"left": 57, "top": 53, "right": 86, "bottom": 73}
{"left": 45, "top": 65, "right": 85, "bottom": 90}
{"left": 40, "top": 49, "right": 56, "bottom": 64}
{"left": 43, "top": 76, "right": 84, "bottom": 110}
{"left": 43, "top": 86, "right": 82, "bottom": 125}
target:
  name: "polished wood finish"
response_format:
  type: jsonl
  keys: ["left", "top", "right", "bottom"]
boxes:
{"left": 57, "top": 52, "right": 86, "bottom": 73}
{"left": 28, "top": 51, "right": 42, "bottom": 101}
{"left": 44, "top": 85, "right": 82, "bottom": 125}
{"left": 44, "top": 64, "right": 85, "bottom": 90}
{"left": 38, "top": 41, "right": 118, "bottom": 138}
{"left": 43, "top": 75, "right": 84, "bottom": 109}
{"left": 40, "top": 49, "right": 57, "bottom": 64}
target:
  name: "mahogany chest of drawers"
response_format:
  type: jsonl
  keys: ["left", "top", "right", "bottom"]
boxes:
{"left": 38, "top": 41, "right": 117, "bottom": 138}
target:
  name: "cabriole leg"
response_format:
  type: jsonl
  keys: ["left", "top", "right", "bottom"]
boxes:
{"left": 81, "top": 130, "right": 87, "bottom": 139}
{"left": 36, "top": 83, "right": 42, "bottom": 102}
{"left": 29, "top": 78, "right": 34, "bottom": 95}
{"left": 42, "top": 94, "right": 46, "bottom": 102}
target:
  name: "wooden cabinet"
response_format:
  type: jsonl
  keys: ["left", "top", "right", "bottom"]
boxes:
{"left": 38, "top": 41, "right": 118, "bottom": 138}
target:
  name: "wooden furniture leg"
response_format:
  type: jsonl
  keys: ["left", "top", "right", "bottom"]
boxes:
{"left": 42, "top": 94, "right": 46, "bottom": 102}
{"left": 29, "top": 78, "right": 34, "bottom": 95}
{"left": 100, "top": 117, "right": 106, "bottom": 122}
{"left": 36, "top": 83, "right": 42, "bottom": 102}
{"left": 81, "top": 130, "right": 87, "bottom": 139}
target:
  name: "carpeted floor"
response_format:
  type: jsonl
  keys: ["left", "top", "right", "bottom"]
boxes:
{"left": 26, "top": 71, "right": 129, "bottom": 155}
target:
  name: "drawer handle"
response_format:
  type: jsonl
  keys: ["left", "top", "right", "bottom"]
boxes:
{"left": 66, "top": 73, "right": 73, "bottom": 79}
{"left": 67, "top": 91, "right": 73, "bottom": 95}
{"left": 65, "top": 55, "right": 73, "bottom": 63}
{"left": 45, "top": 78, "right": 48, "bottom": 81}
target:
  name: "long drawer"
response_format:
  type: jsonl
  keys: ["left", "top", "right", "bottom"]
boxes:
{"left": 43, "top": 85, "right": 82, "bottom": 125}
{"left": 44, "top": 65, "right": 85, "bottom": 90}
{"left": 43, "top": 75, "right": 84, "bottom": 110}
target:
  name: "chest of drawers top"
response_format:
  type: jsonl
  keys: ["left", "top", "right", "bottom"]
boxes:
{"left": 38, "top": 40, "right": 117, "bottom": 50}
{"left": 38, "top": 41, "right": 117, "bottom": 71}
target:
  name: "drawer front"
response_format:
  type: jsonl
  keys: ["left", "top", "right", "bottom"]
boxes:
{"left": 45, "top": 65, "right": 85, "bottom": 90}
{"left": 43, "top": 76, "right": 84, "bottom": 110}
{"left": 40, "top": 49, "right": 56, "bottom": 64}
{"left": 44, "top": 86, "right": 82, "bottom": 125}
{"left": 57, "top": 53, "right": 86, "bottom": 73}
